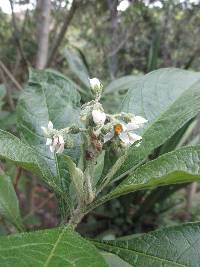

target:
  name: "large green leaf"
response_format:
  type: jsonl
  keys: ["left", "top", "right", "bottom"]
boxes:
{"left": 0, "top": 226, "right": 108, "bottom": 267}
{"left": 94, "top": 222, "right": 200, "bottom": 267}
{"left": 93, "top": 146, "right": 200, "bottom": 207}
{"left": 17, "top": 69, "right": 82, "bottom": 214}
{"left": 0, "top": 171, "right": 23, "bottom": 231}
{"left": 117, "top": 68, "right": 200, "bottom": 178}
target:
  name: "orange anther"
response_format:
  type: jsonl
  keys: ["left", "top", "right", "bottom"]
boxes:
{"left": 114, "top": 124, "right": 123, "bottom": 135}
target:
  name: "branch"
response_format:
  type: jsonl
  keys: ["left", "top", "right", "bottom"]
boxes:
{"left": 14, "top": 167, "right": 22, "bottom": 192}
{"left": 47, "top": 0, "right": 80, "bottom": 67}
{"left": 0, "top": 61, "right": 22, "bottom": 91}
{"left": 13, "top": 9, "right": 29, "bottom": 76}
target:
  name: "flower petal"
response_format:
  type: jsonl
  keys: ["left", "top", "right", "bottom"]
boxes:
{"left": 52, "top": 137, "right": 58, "bottom": 150}
{"left": 119, "top": 132, "right": 130, "bottom": 145}
{"left": 48, "top": 121, "right": 53, "bottom": 130}
{"left": 104, "top": 131, "right": 114, "bottom": 143}
{"left": 121, "top": 123, "right": 127, "bottom": 131}
{"left": 131, "top": 116, "right": 148, "bottom": 127}
{"left": 92, "top": 110, "right": 106, "bottom": 125}
{"left": 50, "top": 145, "right": 55, "bottom": 153}
{"left": 58, "top": 135, "right": 65, "bottom": 144}
{"left": 46, "top": 138, "right": 52, "bottom": 146}
{"left": 126, "top": 122, "right": 139, "bottom": 131}
{"left": 89, "top": 77, "right": 101, "bottom": 90}
{"left": 41, "top": 126, "right": 48, "bottom": 135}
{"left": 56, "top": 143, "right": 65, "bottom": 154}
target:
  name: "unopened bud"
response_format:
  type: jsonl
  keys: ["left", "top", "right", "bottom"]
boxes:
{"left": 89, "top": 77, "right": 103, "bottom": 98}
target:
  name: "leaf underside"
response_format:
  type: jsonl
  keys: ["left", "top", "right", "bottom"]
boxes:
{"left": 94, "top": 222, "right": 200, "bottom": 267}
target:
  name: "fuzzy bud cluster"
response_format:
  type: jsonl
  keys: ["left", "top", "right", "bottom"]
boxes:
{"left": 41, "top": 77, "right": 147, "bottom": 155}
{"left": 89, "top": 78, "right": 103, "bottom": 100}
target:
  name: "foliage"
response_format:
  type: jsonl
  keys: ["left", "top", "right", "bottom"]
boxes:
{"left": 1, "top": 1, "right": 200, "bottom": 266}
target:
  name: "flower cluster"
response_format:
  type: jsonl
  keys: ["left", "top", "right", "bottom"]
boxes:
{"left": 41, "top": 77, "right": 147, "bottom": 155}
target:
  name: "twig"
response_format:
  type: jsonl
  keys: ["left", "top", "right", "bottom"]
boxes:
{"left": 14, "top": 167, "right": 22, "bottom": 192}
{"left": 13, "top": 9, "right": 29, "bottom": 76}
{"left": 47, "top": 0, "right": 80, "bottom": 66}
{"left": 0, "top": 60, "right": 22, "bottom": 91}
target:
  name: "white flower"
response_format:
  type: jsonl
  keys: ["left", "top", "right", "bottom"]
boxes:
{"left": 41, "top": 121, "right": 65, "bottom": 153}
{"left": 41, "top": 121, "right": 53, "bottom": 135}
{"left": 89, "top": 77, "right": 101, "bottom": 90}
{"left": 104, "top": 123, "right": 142, "bottom": 146}
{"left": 92, "top": 110, "right": 106, "bottom": 125}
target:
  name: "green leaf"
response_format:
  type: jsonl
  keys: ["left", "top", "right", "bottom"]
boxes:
{"left": 0, "top": 130, "right": 62, "bottom": 194}
{"left": 0, "top": 111, "right": 16, "bottom": 130}
{"left": 0, "top": 129, "right": 40, "bottom": 175}
{"left": 0, "top": 226, "right": 108, "bottom": 267}
{"left": 158, "top": 120, "right": 192, "bottom": 155}
{"left": 103, "top": 76, "right": 138, "bottom": 94}
{"left": 17, "top": 68, "right": 81, "bottom": 148}
{"left": 17, "top": 69, "right": 82, "bottom": 215}
{"left": 94, "top": 222, "right": 200, "bottom": 267}
{"left": 117, "top": 68, "right": 200, "bottom": 178}
{"left": 63, "top": 155, "right": 84, "bottom": 201}
{"left": 104, "top": 145, "right": 200, "bottom": 201}
{"left": 17, "top": 70, "right": 81, "bottom": 174}
{"left": 0, "top": 171, "right": 24, "bottom": 231}
{"left": 64, "top": 48, "right": 90, "bottom": 88}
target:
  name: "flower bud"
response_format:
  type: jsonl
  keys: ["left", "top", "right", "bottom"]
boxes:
{"left": 92, "top": 110, "right": 106, "bottom": 125}
{"left": 89, "top": 77, "right": 102, "bottom": 97}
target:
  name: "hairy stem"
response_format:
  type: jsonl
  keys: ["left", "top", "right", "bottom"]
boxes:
{"left": 68, "top": 206, "right": 85, "bottom": 229}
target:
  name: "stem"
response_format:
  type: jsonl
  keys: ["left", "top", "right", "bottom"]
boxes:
{"left": 0, "top": 61, "right": 22, "bottom": 91}
{"left": 68, "top": 206, "right": 85, "bottom": 229}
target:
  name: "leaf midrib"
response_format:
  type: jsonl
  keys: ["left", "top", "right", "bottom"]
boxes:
{"left": 43, "top": 227, "right": 67, "bottom": 267}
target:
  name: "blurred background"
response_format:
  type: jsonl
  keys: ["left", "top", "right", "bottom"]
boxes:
{"left": 1, "top": 0, "right": 200, "bottom": 239}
